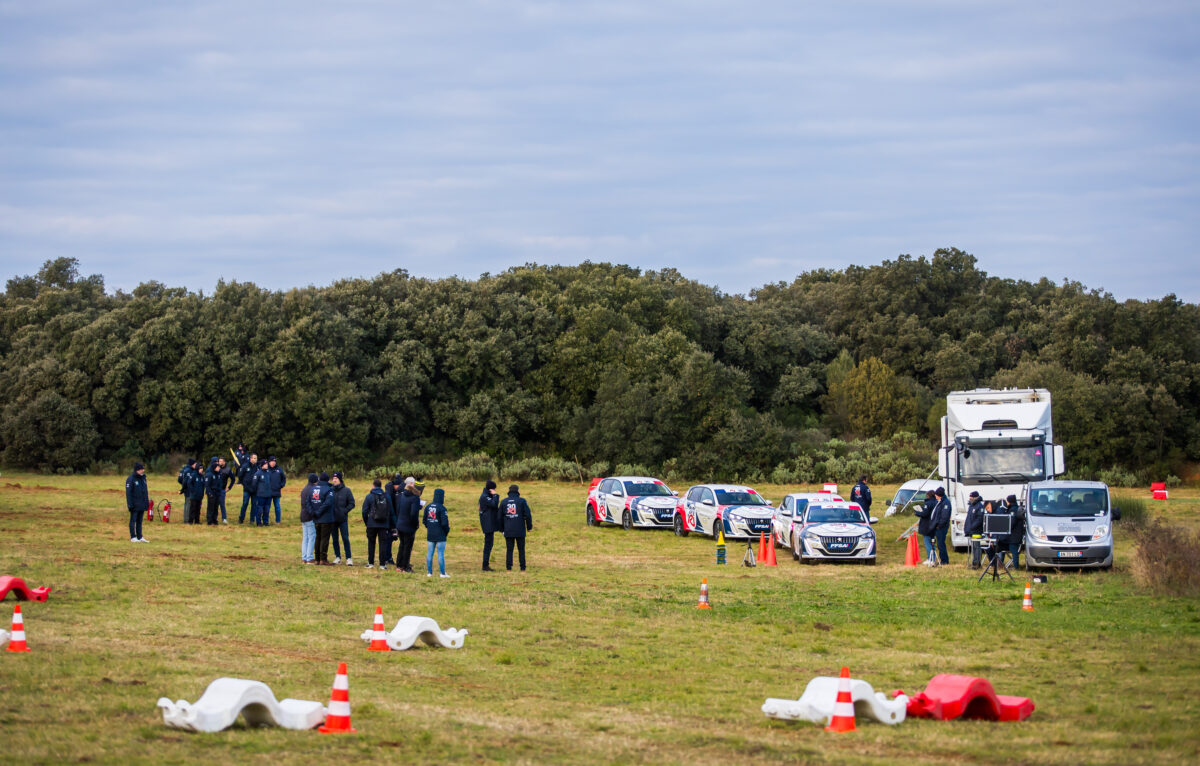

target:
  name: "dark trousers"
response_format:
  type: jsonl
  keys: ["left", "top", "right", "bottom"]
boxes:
{"left": 254, "top": 497, "right": 270, "bottom": 526}
{"left": 206, "top": 494, "right": 220, "bottom": 525}
{"left": 397, "top": 531, "right": 416, "bottom": 570}
{"left": 316, "top": 522, "right": 335, "bottom": 562}
{"left": 185, "top": 497, "right": 201, "bottom": 524}
{"left": 482, "top": 531, "right": 496, "bottom": 569}
{"left": 331, "top": 519, "right": 351, "bottom": 559}
{"left": 128, "top": 509, "right": 143, "bottom": 539}
{"left": 218, "top": 489, "right": 227, "bottom": 521}
{"left": 366, "top": 528, "right": 392, "bottom": 565}
{"left": 239, "top": 489, "right": 252, "bottom": 521}
{"left": 505, "top": 536, "right": 526, "bottom": 570}
{"left": 934, "top": 527, "right": 950, "bottom": 564}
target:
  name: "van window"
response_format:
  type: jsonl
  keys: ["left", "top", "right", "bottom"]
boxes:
{"left": 1029, "top": 488, "right": 1108, "bottom": 516}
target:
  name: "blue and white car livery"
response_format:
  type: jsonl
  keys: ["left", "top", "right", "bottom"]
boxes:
{"left": 790, "top": 501, "right": 878, "bottom": 564}
{"left": 586, "top": 476, "right": 680, "bottom": 530}
{"left": 681, "top": 484, "right": 774, "bottom": 539}
{"left": 771, "top": 491, "right": 843, "bottom": 556}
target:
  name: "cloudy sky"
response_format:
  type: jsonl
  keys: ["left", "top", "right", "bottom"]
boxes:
{"left": 1, "top": 1, "right": 1197, "bottom": 300}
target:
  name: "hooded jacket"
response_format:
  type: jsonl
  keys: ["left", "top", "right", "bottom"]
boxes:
{"left": 915, "top": 495, "right": 937, "bottom": 536}
{"left": 310, "top": 480, "right": 335, "bottom": 524}
{"left": 252, "top": 466, "right": 274, "bottom": 499}
{"left": 238, "top": 459, "right": 258, "bottom": 488}
{"left": 931, "top": 496, "right": 952, "bottom": 530}
{"left": 478, "top": 482, "right": 500, "bottom": 534}
{"left": 362, "top": 488, "right": 394, "bottom": 529}
{"left": 299, "top": 476, "right": 317, "bottom": 523}
{"left": 422, "top": 488, "right": 450, "bottom": 542}
{"left": 331, "top": 482, "right": 355, "bottom": 523}
{"left": 850, "top": 481, "right": 872, "bottom": 512}
{"left": 267, "top": 464, "right": 286, "bottom": 496}
{"left": 125, "top": 470, "right": 149, "bottom": 512}
{"left": 964, "top": 499, "right": 985, "bottom": 536}
{"left": 185, "top": 470, "right": 206, "bottom": 501}
{"left": 500, "top": 490, "right": 533, "bottom": 539}
{"left": 396, "top": 489, "right": 422, "bottom": 533}
{"left": 204, "top": 468, "right": 225, "bottom": 496}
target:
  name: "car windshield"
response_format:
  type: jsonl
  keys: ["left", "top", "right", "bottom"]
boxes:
{"left": 715, "top": 490, "right": 769, "bottom": 506}
{"left": 1029, "top": 488, "right": 1108, "bottom": 517}
{"left": 960, "top": 445, "right": 1046, "bottom": 482}
{"left": 624, "top": 481, "right": 671, "bottom": 497}
{"left": 892, "top": 489, "right": 917, "bottom": 507}
{"left": 807, "top": 506, "right": 867, "bottom": 524}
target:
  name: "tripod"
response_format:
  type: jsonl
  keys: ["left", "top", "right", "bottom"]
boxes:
{"left": 977, "top": 536, "right": 1014, "bottom": 583}
{"left": 742, "top": 540, "right": 757, "bottom": 567}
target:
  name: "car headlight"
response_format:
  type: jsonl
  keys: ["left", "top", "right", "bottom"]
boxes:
{"left": 804, "top": 532, "right": 820, "bottom": 542}
{"left": 1030, "top": 525, "right": 1047, "bottom": 542}
{"left": 1092, "top": 525, "right": 1109, "bottom": 540}
{"left": 728, "top": 513, "right": 744, "bottom": 522}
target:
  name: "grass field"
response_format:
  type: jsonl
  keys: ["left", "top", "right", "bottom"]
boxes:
{"left": 1, "top": 473, "right": 1199, "bottom": 765}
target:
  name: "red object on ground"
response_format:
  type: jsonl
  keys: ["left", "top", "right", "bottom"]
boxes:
{"left": 824, "top": 666, "right": 856, "bottom": 732}
{"left": 763, "top": 534, "right": 778, "bottom": 566}
{"left": 0, "top": 576, "right": 51, "bottom": 602}
{"left": 1151, "top": 482, "right": 1168, "bottom": 500}
{"left": 898, "top": 674, "right": 1034, "bottom": 722}
{"left": 904, "top": 533, "right": 920, "bottom": 567}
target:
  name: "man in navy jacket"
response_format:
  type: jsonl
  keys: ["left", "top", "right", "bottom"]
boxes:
{"left": 125, "top": 462, "right": 149, "bottom": 542}
{"left": 267, "top": 456, "right": 286, "bottom": 524}
{"left": 499, "top": 484, "right": 534, "bottom": 571}
{"left": 361, "top": 478, "right": 394, "bottom": 569}
{"left": 310, "top": 473, "right": 336, "bottom": 565}
{"left": 394, "top": 478, "right": 422, "bottom": 573}
{"left": 329, "top": 472, "right": 355, "bottom": 566}
{"left": 237, "top": 453, "right": 258, "bottom": 523}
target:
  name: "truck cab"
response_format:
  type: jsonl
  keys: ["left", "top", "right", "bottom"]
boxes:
{"left": 1022, "top": 480, "right": 1118, "bottom": 570}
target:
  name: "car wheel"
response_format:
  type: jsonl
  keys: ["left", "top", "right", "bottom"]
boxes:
{"left": 622, "top": 510, "right": 632, "bottom": 531}
{"left": 802, "top": 555, "right": 817, "bottom": 565}
{"left": 789, "top": 534, "right": 799, "bottom": 561}
{"left": 864, "top": 558, "right": 876, "bottom": 566}
{"left": 586, "top": 505, "right": 596, "bottom": 526}
{"left": 673, "top": 514, "right": 689, "bottom": 538}
{"left": 712, "top": 518, "right": 723, "bottom": 539}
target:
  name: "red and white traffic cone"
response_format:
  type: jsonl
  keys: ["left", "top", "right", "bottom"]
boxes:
{"left": 6, "top": 603, "right": 31, "bottom": 652}
{"left": 696, "top": 578, "right": 712, "bottom": 609}
{"left": 367, "top": 607, "right": 390, "bottom": 651}
{"left": 318, "top": 662, "right": 357, "bottom": 733}
{"left": 824, "top": 666, "right": 856, "bottom": 732}
{"left": 1022, "top": 582, "right": 1034, "bottom": 612}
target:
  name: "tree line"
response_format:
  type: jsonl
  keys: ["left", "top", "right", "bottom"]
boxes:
{"left": 1, "top": 250, "right": 1196, "bottom": 483}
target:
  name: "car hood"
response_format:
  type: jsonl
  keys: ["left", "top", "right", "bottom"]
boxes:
{"left": 632, "top": 496, "right": 678, "bottom": 509}
{"left": 722, "top": 505, "right": 774, "bottom": 518}
{"left": 805, "top": 522, "right": 871, "bottom": 536}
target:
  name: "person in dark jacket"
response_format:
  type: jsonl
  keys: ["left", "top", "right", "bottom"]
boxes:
{"left": 964, "top": 490, "right": 985, "bottom": 569}
{"left": 267, "top": 456, "right": 286, "bottom": 524}
{"left": 850, "top": 475, "right": 872, "bottom": 515}
{"left": 329, "top": 472, "right": 355, "bottom": 566}
{"left": 478, "top": 480, "right": 500, "bottom": 571}
{"left": 311, "top": 473, "right": 336, "bottom": 564}
{"left": 214, "top": 457, "right": 234, "bottom": 524}
{"left": 930, "top": 487, "right": 952, "bottom": 565}
{"left": 186, "top": 463, "right": 206, "bottom": 524}
{"left": 394, "top": 477, "right": 422, "bottom": 573}
{"left": 913, "top": 490, "right": 937, "bottom": 564}
{"left": 125, "top": 462, "right": 150, "bottom": 542}
{"left": 362, "top": 478, "right": 395, "bottom": 569}
{"left": 423, "top": 488, "right": 450, "bottom": 577}
{"left": 178, "top": 459, "right": 198, "bottom": 524}
{"left": 499, "top": 484, "right": 533, "bottom": 571}
{"left": 204, "top": 461, "right": 225, "bottom": 525}
{"left": 237, "top": 453, "right": 259, "bottom": 523}
{"left": 251, "top": 460, "right": 273, "bottom": 526}
{"left": 300, "top": 473, "right": 318, "bottom": 564}
{"left": 999, "top": 494, "right": 1025, "bottom": 568}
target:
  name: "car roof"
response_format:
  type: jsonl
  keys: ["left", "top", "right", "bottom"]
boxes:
{"left": 693, "top": 484, "right": 758, "bottom": 493}
{"left": 807, "top": 502, "right": 865, "bottom": 512}
{"left": 1027, "top": 480, "right": 1108, "bottom": 490}
{"left": 784, "top": 492, "right": 844, "bottom": 502}
{"left": 897, "top": 479, "right": 943, "bottom": 491}
{"left": 608, "top": 476, "right": 665, "bottom": 484}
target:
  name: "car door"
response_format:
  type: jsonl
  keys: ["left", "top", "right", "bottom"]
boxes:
{"left": 699, "top": 488, "right": 719, "bottom": 535}
{"left": 604, "top": 480, "right": 626, "bottom": 522}
{"left": 774, "top": 497, "right": 792, "bottom": 545}
{"left": 683, "top": 487, "right": 700, "bottom": 529}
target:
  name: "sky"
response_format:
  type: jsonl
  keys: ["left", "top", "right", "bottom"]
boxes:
{"left": 1, "top": 1, "right": 1197, "bottom": 301}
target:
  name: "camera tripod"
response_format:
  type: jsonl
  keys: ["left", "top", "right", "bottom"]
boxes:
{"left": 977, "top": 537, "right": 1015, "bottom": 583}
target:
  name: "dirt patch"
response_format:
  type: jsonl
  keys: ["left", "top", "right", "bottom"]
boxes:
{"left": 101, "top": 678, "right": 146, "bottom": 686}
{"left": 225, "top": 554, "right": 266, "bottom": 561}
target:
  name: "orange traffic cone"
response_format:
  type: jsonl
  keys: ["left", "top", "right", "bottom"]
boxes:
{"left": 319, "top": 662, "right": 357, "bottom": 733}
{"left": 6, "top": 603, "right": 30, "bottom": 652}
{"left": 824, "top": 666, "right": 856, "bottom": 732}
{"left": 757, "top": 532, "right": 768, "bottom": 562}
{"left": 1022, "top": 582, "right": 1034, "bottom": 612}
{"left": 367, "top": 607, "right": 390, "bottom": 651}
{"left": 696, "top": 578, "right": 712, "bottom": 609}
{"left": 764, "top": 534, "right": 778, "bottom": 567}
{"left": 904, "top": 533, "right": 920, "bottom": 567}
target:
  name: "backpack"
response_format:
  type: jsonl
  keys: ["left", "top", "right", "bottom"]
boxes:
{"left": 371, "top": 493, "right": 389, "bottom": 523}
{"left": 177, "top": 466, "right": 188, "bottom": 486}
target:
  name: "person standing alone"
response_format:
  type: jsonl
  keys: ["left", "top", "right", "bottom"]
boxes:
{"left": 125, "top": 462, "right": 150, "bottom": 543}
{"left": 500, "top": 484, "right": 533, "bottom": 571}
{"left": 478, "top": 480, "right": 500, "bottom": 571}
{"left": 850, "top": 475, "right": 872, "bottom": 516}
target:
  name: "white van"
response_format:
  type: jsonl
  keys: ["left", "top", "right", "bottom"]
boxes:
{"left": 884, "top": 479, "right": 943, "bottom": 517}
{"left": 1023, "top": 480, "right": 1119, "bottom": 570}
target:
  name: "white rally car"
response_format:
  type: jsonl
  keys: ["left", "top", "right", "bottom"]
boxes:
{"left": 790, "top": 501, "right": 878, "bottom": 564}
{"left": 771, "top": 492, "right": 843, "bottom": 554}
{"left": 679, "top": 484, "right": 774, "bottom": 540}
{"left": 585, "top": 476, "right": 681, "bottom": 530}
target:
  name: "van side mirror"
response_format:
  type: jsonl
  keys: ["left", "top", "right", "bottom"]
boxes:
{"left": 1112, "top": 506, "right": 1122, "bottom": 521}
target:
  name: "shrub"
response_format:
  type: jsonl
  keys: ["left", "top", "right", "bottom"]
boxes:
{"left": 1116, "top": 497, "right": 1149, "bottom": 529}
{"left": 1129, "top": 518, "right": 1200, "bottom": 597}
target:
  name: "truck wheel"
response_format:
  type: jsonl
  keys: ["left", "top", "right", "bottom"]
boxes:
{"left": 622, "top": 510, "right": 632, "bottom": 531}
{"left": 673, "top": 514, "right": 689, "bottom": 538}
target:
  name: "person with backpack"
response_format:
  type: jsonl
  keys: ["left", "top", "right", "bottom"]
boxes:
{"left": 299, "top": 473, "right": 318, "bottom": 564}
{"left": 500, "top": 484, "right": 533, "bottom": 572}
{"left": 423, "top": 488, "right": 450, "bottom": 577}
{"left": 267, "top": 456, "right": 286, "bottom": 524}
{"left": 478, "top": 480, "right": 500, "bottom": 571}
{"left": 251, "top": 459, "right": 273, "bottom": 527}
{"left": 311, "top": 472, "right": 336, "bottom": 565}
{"left": 329, "top": 471, "right": 355, "bottom": 566}
{"left": 394, "top": 477, "right": 421, "bottom": 573}
{"left": 850, "top": 475, "right": 872, "bottom": 515}
{"left": 361, "top": 478, "right": 394, "bottom": 569}
{"left": 237, "top": 453, "right": 258, "bottom": 523}
{"left": 125, "top": 462, "right": 150, "bottom": 543}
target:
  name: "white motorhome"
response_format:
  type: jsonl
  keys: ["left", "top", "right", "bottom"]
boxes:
{"left": 938, "top": 388, "right": 1066, "bottom": 550}
{"left": 1023, "top": 480, "right": 1118, "bottom": 570}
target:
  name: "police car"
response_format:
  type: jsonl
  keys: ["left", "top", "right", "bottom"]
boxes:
{"left": 585, "top": 476, "right": 681, "bottom": 530}
{"left": 789, "top": 501, "right": 877, "bottom": 564}
{"left": 771, "top": 492, "right": 843, "bottom": 554}
{"left": 678, "top": 484, "right": 774, "bottom": 539}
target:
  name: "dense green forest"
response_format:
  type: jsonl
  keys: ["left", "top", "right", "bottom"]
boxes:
{"left": 1, "top": 250, "right": 1197, "bottom": 483}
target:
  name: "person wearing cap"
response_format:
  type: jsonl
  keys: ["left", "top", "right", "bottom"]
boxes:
{"left": 850, "top": 475, "right": 872, "bottom": 515}
{"left": 299, "top": 473, "right": 318, "bottom": 564}
{"left": 236, "top": 453, "right": 258, "bottom": 523}
{"left": 964, "top": 491, "right": 986, "bottom": 569}
{"left": 204, "top": 458, "right": 225, "bottom": 525}
{"left": 329, "top": 471, "right": 355, "bottom": 566}
{"left": 394, "top": 477, "right": 422, "bottom": 573}
{"left": 185, "top": 462, "right": 207, "bottom": 524}
{"left": 214, "top": 456, "right": 234, "bottom": 524}
{"left": 500, "top": 484, "right": 534, "bottom": 571}
{"left": 251, "top": 457, "right": 273, "bottom": 526}
{"left": 913, "top": 490, "right": 938, "bottom": 565}
{"left": 267, "top": 456, "right": 286, "bottom": 524}
{"left": 930, "top": 487, "right": 952, "bottom": 565}
{"left": 422, "top": 488, "right": 450, "bottom": 577}
{"left": 125, "top": 462, "right": 150, "bottom": 543}
{"left": 998, "top": 494, "right": 1025, "bottom": 568}
{"left": 361, "top": 478, "right": 395, "bottom": 569}
{"left": 311, "top": 473, "right": 336, "bottom": 565}
{"left": 178, "top": 458, "right": 199, "bottom": 524}
{"left": 478, "top": 480, "right": 500, "bottom": 571}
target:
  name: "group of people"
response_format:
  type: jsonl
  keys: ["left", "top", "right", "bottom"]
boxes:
{"left": 172, "top": 445, "right": 286, "bottom": 527}
{"left": 912, "top": 487, "right": 1024, "bottom": 568}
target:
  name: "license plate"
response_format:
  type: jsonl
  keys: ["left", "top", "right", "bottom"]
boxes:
{"left": 1057, "top": 551, "right": 1083, "bottom": 558}
{"left": 829, "top": 543, "right": 851, "bottom": 550}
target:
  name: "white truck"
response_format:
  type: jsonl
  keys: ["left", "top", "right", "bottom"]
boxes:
{"left": 938, "top": 388, "right": 1066, "bottom": 550}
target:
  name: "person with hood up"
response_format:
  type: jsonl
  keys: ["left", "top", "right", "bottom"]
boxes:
{"left": 423, "top": 488, "right": 450, "bottom": 577}
{"left": 125, "top": 462, "right": 150, "bottom": 543}
{"left": 329, "top": 471, "right": 355, "bottom": 566}
{"left": 267, "top": 456, "right": 286, "bottom": 524}
{"left": 311, "top": 473, "right": 336, "bottom": 565}
{"left": 251, "top": 458, "right": 273, "bottom": 527}
{"left": 394, "top": 477, "right": 422, "bottom": 573}
{"left": 964, "top": 490, "right": 986, "bottom": 569}
{"left": 499, "top": 484, "right": 534, "bottom": 571}
{"left": 299, "top": 473, "right": 318, "bottom": 564}
{"left": 362, "top": 478, "right": 395, "bottom": 569}
{"left": 237, "top": 453, "right": 259, "bottom": 523}
{"left": 478, "top": 480, "right": 501, "bottom": 571}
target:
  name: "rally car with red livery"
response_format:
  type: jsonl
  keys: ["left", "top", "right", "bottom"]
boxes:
{"left": 674, "top": 484, "right": 774, "bottom": 539}
{"left": 585, "top": 476, "right": 681, "bottom": 530}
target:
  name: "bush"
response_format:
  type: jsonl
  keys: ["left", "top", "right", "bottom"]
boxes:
{"left": 1116, "top": 497, "right": 1149, "bottom": 528}
{"left": 1129, "top": 518, "right": 1200, "bottom": 597}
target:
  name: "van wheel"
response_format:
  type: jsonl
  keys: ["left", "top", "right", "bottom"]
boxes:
{"left": 622, "top": 510, "right": 632, "bottom": 531}
{"left": 673, "top": 514, "right": 689, "bottom": 537}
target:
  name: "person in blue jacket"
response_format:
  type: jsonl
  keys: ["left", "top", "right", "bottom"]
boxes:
{"left": 125, "top": 462, "right": 150, "bottom": 543}
{"left": 329, "top": 471, "right": 355, "bottom": 566}
{"left": 267, "top": 456, "right": 286, "bottom": 524}
{"left": 310, "top": 473, "right": 336, "bottom": 565}
{"left": 394, "top": 477, "right": 422, "bottom": 573}
{"left": 252, "top": 460, "right": 273, "bottom": 527}
{"left": 478, "top": 480, "right": 500, "bottom": 571}
{"left": 185, "top": 463, "right": 207, "bottom": 524}
{"left": 850, "top": 475, "right": 872, "bottom": 515}
{"left": 204, "top": 460, "right": 224, "bottom": 525}
{"left": 361, "top": 478, "right": 394, "bottom": 570}
{"left": 930, "top": 487, "right": 952, "bottom": 565}
{"left": 423, "top": 488, "right": 450, "bottom": 577}
{"left": 499, "top": 484, "right": 533, "bottom": 572}
{"left": 237, "top": 453, "right": 258, "bottom": 523}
